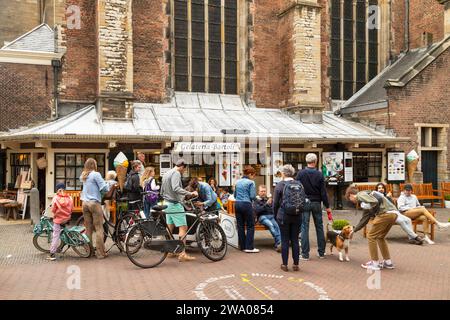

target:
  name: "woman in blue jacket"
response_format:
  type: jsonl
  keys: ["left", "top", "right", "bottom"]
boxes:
{"left": 234, "top": 165, "right": 258, "bottom": 253}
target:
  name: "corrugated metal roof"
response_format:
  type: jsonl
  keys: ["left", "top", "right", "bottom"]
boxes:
{"left": 1, "top": 24, "right": 55, "bottom": 53}
{"left": 1, "top": 93, "right": 407, "bottom": 143}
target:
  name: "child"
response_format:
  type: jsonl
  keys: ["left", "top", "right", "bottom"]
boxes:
{"left": 47, "top": 183, "right": 74, "bottom": 261}
{"left": 104, "top": 171, "right": 118, "bottom": 221}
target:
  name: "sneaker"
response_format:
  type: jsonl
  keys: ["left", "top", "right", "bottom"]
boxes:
{"left": 275, "top": 244, "right": 282, "bottom": 253}
{"left": 317, "top": 253, "right": 326, "bottom": 259}
{"left": 244, "top": 248, "right": 260, "bottom": 253}
{"left": 178, "top": 253, "right": 196, "bottom": 262}
{"left": 424, "top": 235, "right": 435, "bottom": 245}
{"left": 300, "top": 255, "right": 310, "bottom": 261}
{"left": 380, "top": 260, "right": 395, "bottom": 269}
{"left": 361, "top": 261, "right": 381, "bottom": 271}
{"left": 408, "top": 236, "right": 424, "bottom": 245}
{"left": 46, "top": 253, "right": 57, "bottom": 261}
{"left": 437, "top": 222, "right": 450, "bottom": 230}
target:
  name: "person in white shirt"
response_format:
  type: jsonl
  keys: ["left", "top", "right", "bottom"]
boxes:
{"left": 397, "top": 184, "right": 450, "bottom": 244}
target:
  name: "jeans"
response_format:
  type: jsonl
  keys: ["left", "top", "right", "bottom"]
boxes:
{"left": 143, "top": 201, "right": 155, "bottom": 219}
{"left": 394, "top": 212, "right": 417, "bottom": 240}
{"left": 259, "top": 215, "right": 281, "bottom": 246}
{"left": 235, "top": 201, "right": 255, "bottom": 250}
{"left": 301, "top": 201, "right": 326, "bottom": 258}
{"left": 279, "top": 216, "right": 302, "bottom": 266}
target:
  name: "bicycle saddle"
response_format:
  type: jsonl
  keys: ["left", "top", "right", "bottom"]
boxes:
{"left": 152, "top": 205, "right": 167, "bottom": 211}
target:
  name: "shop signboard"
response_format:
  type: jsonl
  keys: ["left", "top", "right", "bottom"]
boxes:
{"left": 387, "top": 152, "right": 406, "bottom": 182}
{"left": 173, "top": 142, "right": 241, "bottom": 153}
{"left": 272, "top": 152, "right": 284, "bottom": 185}
{"left": 322, "top": 152, "right": 344, "bottom": 185}
{"left": 218, "top": 154, "right": 231, "bottom": 186}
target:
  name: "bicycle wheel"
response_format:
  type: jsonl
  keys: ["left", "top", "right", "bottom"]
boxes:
{"left": 114, "top": 213, "right": 138, "bottom": 252}
{"left": 66, "top": 231, "right": 92, "bottom": 258}
{"left": 196, "top": 221, "right": 227, "bottom": 261}
{"left": 33, "top": 231, "right": 55, "bottom": 253}
{"left": 125, "top": 224, "right": 169, "bottom": 269}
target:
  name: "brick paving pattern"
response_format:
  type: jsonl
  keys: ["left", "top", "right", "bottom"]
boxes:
{"left": 0, "top": 209, "right": 449, "bottom": 300}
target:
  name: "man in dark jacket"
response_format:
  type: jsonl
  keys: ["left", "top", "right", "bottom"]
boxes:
{"left": 253, "top": 185, "right": 281, "bottom": 251}
{"left": 125, "top": 160, "right": 143, "bottom": 210}
{"left": 296, "top": 153, "right": 332, "bottom": 260}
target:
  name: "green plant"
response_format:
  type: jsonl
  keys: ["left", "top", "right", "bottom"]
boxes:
{"left": 332, "top": 219, "right": 350, "bottom": 230}
{"left": 444, "top": 195, "right": 450, "bottom": 201}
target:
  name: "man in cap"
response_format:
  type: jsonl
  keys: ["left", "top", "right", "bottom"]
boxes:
{"left": 160, "top": 159, "right": 198, "bottom": 261}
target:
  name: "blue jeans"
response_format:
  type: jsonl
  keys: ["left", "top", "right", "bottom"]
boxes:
{"left": 301, "top": 201, "right": 326, "bottom": 258}
{"left": 279, "top": 216, "right": 302, "bottom": 266}
{"left": 143, "top": 201, "right": 155, "bottom": 219}
{"left": 235, "top": 201, "right": 255, "bottom": 250}
{"left": 259, "top": 215, "right": 281, "bottom": 246}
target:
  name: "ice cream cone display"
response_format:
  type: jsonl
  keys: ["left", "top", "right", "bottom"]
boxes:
{"left": 113, "top": 152, "right": 129, "bottom": 191}
{"left": 406, "top": 150, "right": 419, "bottom": 183}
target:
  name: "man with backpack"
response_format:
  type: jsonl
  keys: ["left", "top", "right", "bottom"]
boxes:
{"left": 273, "top": 164, "right": 306, "bottom": 272}
{"left": 296, "top": 153, "right": 333, "bottom": 260}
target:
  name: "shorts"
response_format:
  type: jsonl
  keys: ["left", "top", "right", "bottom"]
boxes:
{"left": 164, "top": 201, "right": 187, "bottom": 227}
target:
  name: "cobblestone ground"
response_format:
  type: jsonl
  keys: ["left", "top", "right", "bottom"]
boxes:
{"left": 0, "top": 209, "right": 449, "bottom": 300}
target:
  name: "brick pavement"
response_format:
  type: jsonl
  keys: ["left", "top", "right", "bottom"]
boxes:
{"left": 0, "top": 209, "right": 449, "bottom": 300}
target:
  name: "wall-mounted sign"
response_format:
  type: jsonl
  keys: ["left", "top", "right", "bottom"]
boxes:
{"left": 272, "top": 152, "right": 284, "bottom": 185}
{"left": 231, "top": 153, "right": 241, "bottom": 185}
{"left": 322, "top": 152, "right": 344, "bottom": 185}
{"left": 173, "top": 142, "right": 241, "bottom": 153}
{"left": 387, "top": 152, "right": 406, "bottom": 182}
{"left": 159, "top": 154, "right": 172, "bottom": 176}
{"left": 344, "top": 152, "right": 353, "bottom": 182}
{"left": 218, "top": 153, "right": 231, "bottom": 186}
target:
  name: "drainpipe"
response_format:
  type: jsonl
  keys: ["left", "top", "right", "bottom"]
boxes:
{"left": 405, "top": 0, "right": 410, "bottom": 52}
{"left": 51, "top": 59, "right": 61, "bottom": 119}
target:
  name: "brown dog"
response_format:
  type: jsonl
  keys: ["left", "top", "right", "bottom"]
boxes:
{"left": 326, "top": 224, "right": 354, "bottom": 262}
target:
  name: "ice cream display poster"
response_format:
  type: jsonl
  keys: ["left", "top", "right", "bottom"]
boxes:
{"left": 388, "top": 152, "right": 406, "bottom": 182}
{"left": 322, "top": 152, "right": 344, "bottom": 185}
{"left": 272, "top": 152, "right": 283, "bottom": 185}
{"left": 231, "top": 153, "right": 241, "bottom": 186}
{"left": 218, "top": 153, "right": 231, "bottom": 186}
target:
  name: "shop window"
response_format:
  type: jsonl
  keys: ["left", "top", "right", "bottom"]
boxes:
{"left": 283, "top": 152, "right": 319, "bottom": 173}
{"left": 55, "top": 153, "right": 105, "bottom": 191}
{"left": 174, "top": 0, "right": 238, "bottom": 93}
{"left": 10, "top": 153, "right": 31, "bottom": 187}
{"left": 353, "top": 152, "right": 382, "bottom": 182}
{"left": 330, "top": 0, "right": 379, "bottom": 100}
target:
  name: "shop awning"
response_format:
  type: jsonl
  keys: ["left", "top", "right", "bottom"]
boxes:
{"left": 0, "top": 93, "right": 409, "bottom": 144}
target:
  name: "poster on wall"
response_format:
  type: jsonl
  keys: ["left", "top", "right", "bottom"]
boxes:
{"left": 231, "top": 153, "right": 241, "bottom": 185}
{"left": 218, "top": 154, "right": 231, "bottom": 186}
{"left": 322, "top": 152, "right": 344, "bottom": 185}
{"left": 160, "top": 154, "right": 172, "bottom": 176}
{"left": 387, "top": 152, "right": 406, "bottom": 182}
{"left": 344, "top": 152, "right": 353, "bottom": 182}
{"left": 272, "top": 152, "right": 284, "bottom": 185}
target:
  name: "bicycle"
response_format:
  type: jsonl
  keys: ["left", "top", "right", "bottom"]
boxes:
{"left": 33, "top": 206, "right": 92, "bottom": 258}
{"left": 125, "top": 198, "right": 228, "bottom": 269}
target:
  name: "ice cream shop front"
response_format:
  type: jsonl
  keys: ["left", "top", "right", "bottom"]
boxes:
{"left": 0, "top": 94, "right": 408, "bottom": 212}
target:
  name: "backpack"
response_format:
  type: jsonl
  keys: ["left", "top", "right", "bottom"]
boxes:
{"left": 281, "top": 180, "right": 306, "bottom": 216}
{"left": 124, "top": 172, "right": 135, "bottom": 192}
{"left": 144, "top": 178, "right": 159, "bottom": 204}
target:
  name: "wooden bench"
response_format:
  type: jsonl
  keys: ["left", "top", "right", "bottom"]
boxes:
{"left": 363, "top": 210, "right": 436, "bottom": 241}
{"left": 441, "top": 182, "right": 450, "bottom": 197}
{"left": 227, "top": 199, "right": 267, "bottom": 231}
{"left": 65, "top": 191, "right": 117, "bottom": 223}
{"left": 399, "top": 183, "right": 444, "bottom": 208}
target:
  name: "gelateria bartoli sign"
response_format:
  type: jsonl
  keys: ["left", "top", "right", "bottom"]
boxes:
{"left": 173, "top": 142, "right": 241, "bottom": 153}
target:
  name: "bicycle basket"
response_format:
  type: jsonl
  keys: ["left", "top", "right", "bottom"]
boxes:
{"left": 142, "top": 220, "right": 167, "bottom": 236}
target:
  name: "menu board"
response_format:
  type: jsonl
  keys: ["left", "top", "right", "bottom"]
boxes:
{"left": 231, "top": 153, "right": 241, "bottom": 186}
{"left": 159, "top": 154, "right": 172, "bottom": 176}
{"left": 218, "top": 154, "right": 231, "bottom": 186}
{"left": 344, "top": 152, "right": 353, "bottom": 182}
{"left": 272, "top": 152, "right": 284, "bottom": 185}
{"left": 322, "top": 152, "right": 344, "bottom": 185}
{"left": 387, "top": 152, "right": 406, "bottom": 182}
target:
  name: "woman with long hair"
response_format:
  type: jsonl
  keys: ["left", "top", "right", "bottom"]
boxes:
{"left": 140, "top": 167, "right": 159, "bottom": 219}
{"left": 80, "top": 158, "right": 110, "bottom": 259}
{"left": 234, "top": 165, "right": 258, "bottom": 253}
{"left": 208, "top": 178, "right": 218, "bottom": 193}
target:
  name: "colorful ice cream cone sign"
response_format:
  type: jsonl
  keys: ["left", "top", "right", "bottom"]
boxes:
{"left": 406, "top": 150, "right": 419, "bottom": 183}
{"left": 113, "top": 152, "right": 129, "bottom": 191}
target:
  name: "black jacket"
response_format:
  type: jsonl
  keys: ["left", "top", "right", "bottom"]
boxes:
{"left": 253, "top": 196, "right": 274, "bottom": 219}
{"left": 296, "top": 167, "right": 329, "bottom": 208}
{"left": 125, "top": 171, "right": 142, "bottom": 201}
{"left": 272, "top": 180, "right": 302, "bottom": 224}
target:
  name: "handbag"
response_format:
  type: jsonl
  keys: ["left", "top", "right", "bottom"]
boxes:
{"left": 21, "top": 170, "right": 33, "bottom": 189}
{"left": 102, "top": 184, "right": 117, "bottom": 201}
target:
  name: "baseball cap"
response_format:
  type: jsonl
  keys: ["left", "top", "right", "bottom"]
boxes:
{"left": 176, "top": 159, "right": 187, "bottom": 167}
{"left": 55, "top": 182, "right": 66, "bottom": 191}
{"left": 404, "top": 184, "right": 413, "bottom": 191}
